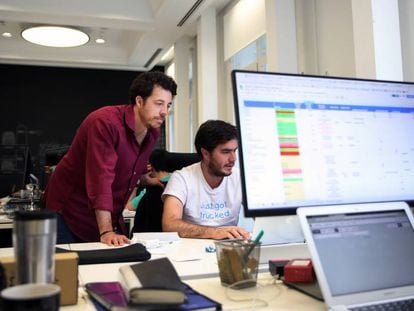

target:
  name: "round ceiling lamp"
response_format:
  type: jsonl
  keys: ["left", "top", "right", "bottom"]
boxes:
{"left": 21, "top": 26, "right": 89, "bottom": 48}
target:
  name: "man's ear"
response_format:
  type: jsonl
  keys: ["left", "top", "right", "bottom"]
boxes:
{"left": 135, "top": 96, "right": 144, "bottom": 107}
{"left": 200, "top": 148, "right": 210, "bottom": 161}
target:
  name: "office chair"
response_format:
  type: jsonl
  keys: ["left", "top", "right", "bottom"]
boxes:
{"left": 163, "top": 152, "right": 201, "bottom": 172}
{"left": 131, "top": 151, "right": 201, "bottom": 234}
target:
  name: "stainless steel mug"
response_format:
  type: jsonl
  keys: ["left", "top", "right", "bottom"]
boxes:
{"left": 13, "top": 210, "right": 57, "bottom": 284}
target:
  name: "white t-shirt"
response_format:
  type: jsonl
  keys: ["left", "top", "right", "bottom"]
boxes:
{"left": 162, "top": 162, "right": 241, "bottom": 226}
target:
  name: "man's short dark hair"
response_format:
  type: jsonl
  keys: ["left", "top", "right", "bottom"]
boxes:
{"left": 194, "top": 120, "right": 238, "bottom": 156}
{"left": 129, "top": 71, "right": 177, "bottom": 104}
{"left": 149, "top": 149, "right": 169, "bottom": 172}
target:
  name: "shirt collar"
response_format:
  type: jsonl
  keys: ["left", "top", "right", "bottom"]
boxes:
{"left": 124, "top": 104, "right": 159, "bottom": 141}
{"left": 124, "top": 104, "right": 136, "bottom": 133}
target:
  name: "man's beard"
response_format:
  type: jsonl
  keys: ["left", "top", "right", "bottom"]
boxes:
{"left": 208, "top": 162, "right": 232, "bottom": 177}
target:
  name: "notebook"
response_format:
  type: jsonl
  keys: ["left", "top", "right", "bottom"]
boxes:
{"left": 297, "top": 201, "right": 414, "bottom": 310}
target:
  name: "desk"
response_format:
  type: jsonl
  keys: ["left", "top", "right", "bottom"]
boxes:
{"left": 0, "top": 209, "right": 136, "bottom": 248}
{"left": 0, "top": 209, "right": 136, "bottom": 232}
{"left": 0, "top": 214, "right": 12, "bottom": 229}
{"left": 0, "top": 239, "right": 325, "bottom": 310}
{"left": 66, "top": 239, "right": 324, "bottom": 310}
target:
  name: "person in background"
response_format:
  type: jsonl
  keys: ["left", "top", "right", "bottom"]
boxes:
{"left": 43, "top": 71, "right": 177, "bottom": 246}
{"left": 162, "top": 120, "right": 250, "bottom": 240}
{"left": 126, "top": 149, "right": 171, "bottom": 234}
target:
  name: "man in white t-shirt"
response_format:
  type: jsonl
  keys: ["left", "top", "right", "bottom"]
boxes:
{"left": 162, "top": 120, "right": 250, "bottom": 239}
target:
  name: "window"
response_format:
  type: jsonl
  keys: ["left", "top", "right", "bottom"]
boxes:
{"left": 225, "top": 34, "right": 267, "bottom": 123}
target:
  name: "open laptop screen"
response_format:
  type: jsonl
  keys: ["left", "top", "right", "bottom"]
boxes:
{"left": 307, "top": 210, "right": 414, "bottom": 296}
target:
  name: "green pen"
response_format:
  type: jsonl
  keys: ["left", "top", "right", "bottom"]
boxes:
{"left": 253, "top": 229, "right": 264, "bottom": 244}
{"left": 244, "top": 229, "right": 264, "bottom": 260}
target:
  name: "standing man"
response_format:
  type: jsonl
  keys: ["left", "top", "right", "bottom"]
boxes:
{"left": 162, "top": 120, "right": 250, "bottom": 240}
{"left": 44, "top": 71, "right": 177, "bottom": 246}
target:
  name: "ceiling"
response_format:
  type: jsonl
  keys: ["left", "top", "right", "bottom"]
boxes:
{"left": 0, "top": 0, "right": 230, "bottom": 71}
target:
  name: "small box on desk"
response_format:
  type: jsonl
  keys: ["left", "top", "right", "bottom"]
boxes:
{"left": 284, "top": 259, "right": 314, "bottom": 283}
{"left": 0, "top": 252, "right": 79, "bottom": 306}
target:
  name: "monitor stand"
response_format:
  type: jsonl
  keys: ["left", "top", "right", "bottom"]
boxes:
{"left": 253, "top": 215, "right": 309, "bottom": 264}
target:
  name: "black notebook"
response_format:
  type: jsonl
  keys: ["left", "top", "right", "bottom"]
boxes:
{"left": 56, "top": 243, "right": 151, "bottom": 265}
{"left": 119, "top": 258, "right": 186, "bottom": 305}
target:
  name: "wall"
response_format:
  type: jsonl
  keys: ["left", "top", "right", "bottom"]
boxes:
{"left": 0, "top": 64, "right": 164, "bottom": 194}
{"left": 399, "top": 0, "right": 414, "bottom": 82}
{"left": 296, "top": 0, "right": 356, "bottom": 77}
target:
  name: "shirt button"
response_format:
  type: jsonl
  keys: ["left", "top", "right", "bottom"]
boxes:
{"left": 133, "top": 172, "right": 136, "bottom": 175}
{"left": 129, "top": 188, "right": 132, "bottom": 191}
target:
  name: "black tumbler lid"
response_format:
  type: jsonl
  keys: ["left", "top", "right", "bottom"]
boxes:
{"left": 14, "top": 210, "right": 57, "bottom": 221}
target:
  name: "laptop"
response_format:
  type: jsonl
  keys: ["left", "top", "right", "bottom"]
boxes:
{"left": 297, "top": 201, "right": 414, "bottom": 310}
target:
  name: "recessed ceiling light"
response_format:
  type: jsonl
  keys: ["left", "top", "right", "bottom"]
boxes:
{"left": 2, "top": 32, "right": 12, "bottom": 38}
{"left": 21, "top": 26, "right": 89, "bottom": 48}
{"left": 95, "top": 38, "right": 105, "bottom": 44}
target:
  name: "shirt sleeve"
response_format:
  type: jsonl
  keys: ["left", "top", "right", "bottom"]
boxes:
{"left": 131, "top": 188, "right": 146, "bottom": 210}
{"left": 161, "top": 171, "right": 188, "bottom": 206}
{"left": 85, "top": 118, "right": 118, "bottom": 211}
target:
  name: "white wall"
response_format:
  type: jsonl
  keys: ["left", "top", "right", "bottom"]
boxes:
{"left": 223, "top": 0, "right": 266, "bottom": 61}
{"left": 399, "top": 0, "right": 414, "bottom": 82}
{"left": 169, "top": 0, "right": 414, "bottom": 151}
{"left": 296, "top": 0, "right": 356, "bottom": 77}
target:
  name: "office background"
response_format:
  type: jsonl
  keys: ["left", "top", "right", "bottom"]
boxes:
{"left": 1, "top": 0, "right": 414, "bottom": 195}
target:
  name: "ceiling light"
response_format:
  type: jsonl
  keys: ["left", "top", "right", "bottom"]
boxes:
{"left": 95, "top": 28, "right": 106, "bottom": 44}
{"left": 21, "top": 26, "right": 89, "bottom": 47}
{"left": 2, "top": 32, "right": 12, "bottom": 38}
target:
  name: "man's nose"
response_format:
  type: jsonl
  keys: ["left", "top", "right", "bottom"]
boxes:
{"left": 160, "top": 104, "right": 168, "bottom": 116}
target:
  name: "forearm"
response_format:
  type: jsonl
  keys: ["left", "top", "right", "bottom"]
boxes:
{"left": 125, "top": 202, "right": 135, "bottom": 211}
{"left": 163, "top": 218, "right": 216, "bottom": 239}
{"left": 95, "top": 209, "right": 113, "bottom": 234}
{"left": 95, "top": 209, "right": 130, "bottom": 246}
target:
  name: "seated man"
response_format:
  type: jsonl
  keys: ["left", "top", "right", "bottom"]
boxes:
{"left": 126, "top": 149, "right": 171, "bottom": 234}
{"left": 162, "top": 120, "right": 250, "bottom": 240}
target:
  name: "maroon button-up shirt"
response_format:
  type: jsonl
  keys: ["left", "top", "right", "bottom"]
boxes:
{"left": 44, "top": 104, "right": 159, "bottom": 241}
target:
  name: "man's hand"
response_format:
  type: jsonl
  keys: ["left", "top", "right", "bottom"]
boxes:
{"left": 100, "top": 231, "right": 131, "bottom": 247}
{"left": 95, "top": 209, "right": 131, "bottom": 246}
{"left": 140, "top": 172, "right": 164, "bottom": 188}
{"left": 163, "top": 195, "right": 251, "bottom": 240}
{"left": 209, "top": 226, "right": 251, "bottom": 240}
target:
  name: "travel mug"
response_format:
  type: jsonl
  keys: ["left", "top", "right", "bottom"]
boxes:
{"left": 13, "top": 210, "right": 57, "bottom": 284}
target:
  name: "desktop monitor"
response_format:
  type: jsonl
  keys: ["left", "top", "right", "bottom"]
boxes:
{"left": 232, "top": 70, "right": 414, "bottom": 244}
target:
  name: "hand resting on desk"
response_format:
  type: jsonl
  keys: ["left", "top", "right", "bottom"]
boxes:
{"left": 100, "top": 231, "right": 131, "bottom": 247}
{"left": 208, "top": 226, "right": 250, "bottom": 240}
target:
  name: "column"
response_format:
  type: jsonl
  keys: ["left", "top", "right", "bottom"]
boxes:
{"left": 173, "top": 37, "right": 192, "bottom": 152}
{"left": 265, "top": 0, "right": 298, "bottom": 73}
{"left": 197, "top": 7, "right": 218, "bottom": 123}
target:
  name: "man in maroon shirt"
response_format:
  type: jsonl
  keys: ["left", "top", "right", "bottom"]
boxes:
{"left": 43, "top": 71, "right": 177, "bottom": 246}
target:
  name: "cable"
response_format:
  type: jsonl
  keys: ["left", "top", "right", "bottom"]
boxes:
{"left": 224, "top": 275, "right": 283, "bottom": 310}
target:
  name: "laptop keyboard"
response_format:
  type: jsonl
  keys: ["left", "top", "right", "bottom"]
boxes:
{"left": 350, "top": 299, "right": 414, "bottom": 311}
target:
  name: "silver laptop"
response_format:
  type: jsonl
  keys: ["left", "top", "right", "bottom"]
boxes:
{"left": 297, "top": 201, "right": 414, "bottom": 310}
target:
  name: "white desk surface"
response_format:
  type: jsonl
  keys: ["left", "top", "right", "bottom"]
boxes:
{"left": 0, "top": 238, "right": 325, "bottom": 310}
{"left": 0, "top": 209, "right": 136, "bottom": 231}
{"left": 0, "top": 214, "right": 13, "bottom": 229}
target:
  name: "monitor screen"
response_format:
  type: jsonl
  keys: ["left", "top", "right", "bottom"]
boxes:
{"left": 232, "top": 70, "right": 414, "bottom": 218}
